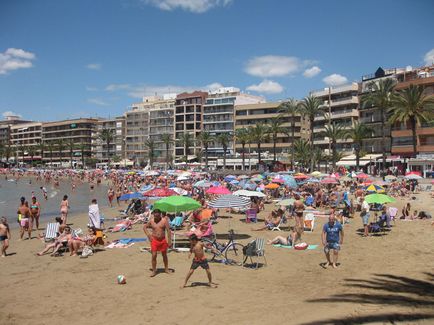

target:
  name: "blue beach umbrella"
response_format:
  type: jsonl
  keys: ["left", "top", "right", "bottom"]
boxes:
{"left": 119, "top": 192, "right": 145, "bottom": 201}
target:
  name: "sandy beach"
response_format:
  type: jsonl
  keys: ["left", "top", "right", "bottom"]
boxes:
{"left": 1, "top": 191, "right": 434, "bottom": 325}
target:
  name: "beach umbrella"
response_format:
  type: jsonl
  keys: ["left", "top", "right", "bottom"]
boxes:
{"left": 251, "top": 177, "right": 262, "bottom": 182}
{"left": 171, "top": 187, "right": 188, "bottom": 196}
{"left": 143, "top": 188, "right": 178, "bottom": 197}
{"left": 238, "top": 175, "right": 250, "bottom": 180}
{"left": 230, "top": 179, "right": 240, "bottom": 185}
{"left": 310, "top": 171, "right": 322, "bottom": 177}
{"left": 224, "top": 175, "right": 237, "bottom": 181}
{"left": 281, "top": 175, "right": 298, "bottom": 188}
{"left": 139, "top": 184, "right": 154, "bottom": 192}
{"left": 206, "top": 186, "right": 232, "bottom": 195}
{"left": 364, "top": 193, "right": 396, "bottom": 204}
{"left": 194, "top": 180, "right": 212, "bottom": 188}
{"left": 405, "top": 171, "right": 422, "bottom": 177}
{"left": 306, "top": 178, "right": 320, "bottom": 183}
{"left": 355, "top": 173, "right": 370, "bottom": 179}
{"left": 321, "top": 177, "right": 339, "bottom": 184}
{"left": 243, "top": 182, "right": 257, "bottom": 191}
{"left": 340, "top": 175, "right": 352, "bottom": 182}
{"left": 208, "top": 195, "right": 251, "bottom": 209}
{"left": 405, "top": 174, "right": 422, "bottom": 180}
{"left": 276, "top": 198, "right": 295, "bottom": 206}
{"left": 119, "top": 192, "right": 144, "bottom": 201}
{"left": 177, "top": 175, "right": 190, "bottom": 181}
{"left": 364, "top": 184, "right": 385, "bottom": 193}
{"left": 265, "top": 183, "right": 280, "bottom": 189}
{"left": 294, "top": 173, "right": 309, "bottom": 180}
{"left": 330, "top": 173, "right": 340, "bottom": 178}
{"left": 271, "top": 178, "right": 285, "bottom": 184}
{"left": 154, "top": 196, "right": 201, "bottom": 213}
{"left": 385, "top": 175, "right": 397, "bottom": 181}
{"left": 233, "top": 190, "right": 266, "bottom": 198}
{"left": 145, "top": 171, "right": 160, "bottom": 176}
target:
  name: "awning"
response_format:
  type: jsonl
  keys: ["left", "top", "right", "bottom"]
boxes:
{"left": 336, "top": 160, "right": 371, "bottom": 167}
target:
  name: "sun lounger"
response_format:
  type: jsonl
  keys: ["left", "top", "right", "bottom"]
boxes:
{"left": 44, "top": 223, "right": 59, "bottom": 242}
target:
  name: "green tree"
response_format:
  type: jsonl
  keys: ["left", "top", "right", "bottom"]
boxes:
{"left": 267, "top": 116, "right": 284, "bottom": 162}
{"left": 249, "top": 123, "right": 269, "bottom": 163}
{"left": 345, "top": 122, "right": 373, "bottom": 171}
{"left": 198, "top": 131, "right": 212, "bottom": 168}
{"left": 98, "top": 128, "right": 115, "bottom": 164}
{"left": 55, "top": 139, "right": 66, "bottom": 167}
{"left": 46, "top": 142, "right": 55, "bottom": 167}
{"left": 279, "top": 98, "right": 300, "bottom": 170}
{"left": 78, "top": 141, "right": 89, "bottom": 169}
{"left": 144, "top": 138, "right": 156, "bottom": 168}
{"left": 27, "top": 146, "right": 36, "bottom": 166}
{"left": 293, "top": 139, "right": 312, "bottom": 169}
{"left": 4, "top": 143, "right": 14, "bottom": 165}
{"left": 217, "top": 133, "right": 231, "bottom": 170}
{"left": 389, "top": 84, "right": 434, "bottom": 157}
{"left": 161, "top": 133, "right": 173, "bottom": 169}
{"left": 178, "top": 132, "right": 194, "bottom": 163}
{"left": 361, "top": 78, "right": 396, "bottom": 169}
{"left": 67, "top": 139, "right": 76, "bottom": 168}
{"left": 322, "top": 123, "right": 348, "bottom": 171}
{"left": 235, "top": 128, "right": 250, "bottom": 170}
{"left": 36, "top": 141, "right": 45, "bottom": 166}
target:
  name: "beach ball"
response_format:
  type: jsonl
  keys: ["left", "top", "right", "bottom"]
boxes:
{"left": 117, "top": 275, "right": 126, "bottom": 285}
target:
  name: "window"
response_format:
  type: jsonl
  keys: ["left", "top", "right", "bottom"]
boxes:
{"left": 392, "top": 137, "right": 413, "bottom": 146}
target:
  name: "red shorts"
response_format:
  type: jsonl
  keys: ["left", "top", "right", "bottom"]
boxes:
{"left": 151, "top": 238, "right": 168, "bottom": 252}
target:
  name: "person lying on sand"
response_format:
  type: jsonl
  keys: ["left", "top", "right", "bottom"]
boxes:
{"left": 267, "top": 226, "right": 302, "bottom": 247}
{"left": 68, "top": 227, "right": 97, "bottom": 256}
{"left": 37, "top": 227, "right": 73, "bottom": 256}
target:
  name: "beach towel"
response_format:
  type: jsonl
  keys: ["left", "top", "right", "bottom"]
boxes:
{"left": 118, "top": 238, "right": 147, "bottom": 245}
{"left": 105, "top": 242, "right": 135, "bottom": 249}
{"left": 88, "top": 204, "right": 101, "bottom": 229}
{"left": 273, "top": 244, "right": 318, "bottom": 250}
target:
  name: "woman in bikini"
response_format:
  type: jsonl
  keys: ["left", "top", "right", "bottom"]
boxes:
{"left": 29, "top": 196, "right": 41, "bottom": 230}
{"left": 60, "top": 195, "right": 69, "bottom": 225}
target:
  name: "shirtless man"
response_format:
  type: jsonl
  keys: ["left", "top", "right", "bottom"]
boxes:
{"left": 143, "top": 209, "right": 172, "bottom": 277}
{"left": 181, "top": 234, "right": 216, "bottom": 288}
{"left": 0, "top": 217, "right": 11, "bottom": 257}
{"left": 293, "top": 194, "right": 305, "bottom": 231}
{"left": 17, "top": 197, "right": 31, "bottom": 240}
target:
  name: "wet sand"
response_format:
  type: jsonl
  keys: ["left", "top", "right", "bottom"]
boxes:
{"left": 1, "top": 192, "right": 434, "bottom": 325}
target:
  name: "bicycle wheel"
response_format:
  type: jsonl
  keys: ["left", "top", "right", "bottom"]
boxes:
{"left": 224, "top": 243, "right": 245, "bottom": 266}
{"left": 202, "top": 238, "right": 218, "bottom": 262}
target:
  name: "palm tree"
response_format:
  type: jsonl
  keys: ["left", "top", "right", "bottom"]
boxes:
{"left": 144, "top": 139, "right": 156, "bottom": 168}
{"left": 198, "top": 131, "right": 212, "bottom": 168}
{"left": 178, "top": 133, "right": 194, "bottom": 163}
{"left": 293, "top": 139, "right": 312, "bottom": 169}
{"left": 36, "top": 141, "right": 45, "bottom": 166}
{"left": 55, "top": 139, "right": 66, "bottom": 167}
{"left": 235, "top": 128, "right": 250, "bottom": 170}
{"left": 27, "top": 146, "right": 36, "bottom": 166}
{"left": 345, "top": 122, "right": 373, "bottom": 171}
{"left": 389, "top": 84, "right": 434, "bottom": 157}
{"left": 279, "top": 98, "right": 300, "bottom": 170}
{"left": 67, "top": 139, "right": 76, "bottom": 168}
{"left": 98, "top": 128, "right": 115, "bottom": 164}
{"left": 46, "top": 142, "right": 55, "bottom": 167}
{"left": 322, "top": 123, "right": 348, "bottom": 171}
{"left": 299, "top": 95, "right": 324, "bottom": 171}
{"left": 4, "top": 143, "right": 14, "bottom": 165}
{"left": 267, "top": 116, "right": 284, "bottom": 162}
{"left": 361, "top": 78, "right": 396, "bottom": 170}
{"left": 250, "top": 123, "right": 269, "bottom": 163}
{"left": 161, "top": 134, "right": 173, "bottom": 169}
{"left": 217, "top": 133, "right": 231, "bottom": 170}
{"left": 78, "top": 141, "right": 88, "bottom": 169}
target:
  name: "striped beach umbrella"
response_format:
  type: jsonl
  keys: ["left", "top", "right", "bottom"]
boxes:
{"left": 208, "top": 195, "right": 251, "bottom": 209}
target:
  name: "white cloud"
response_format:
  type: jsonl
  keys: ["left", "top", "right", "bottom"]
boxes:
{"left": 246, "top": 79, "right": 283, "bottom": 94}
{"left": 2, "top": 111, "right": 22, "bottom": 119}
{"left": 323, "top": 73, "right": 348, "bottom": 86}
{"left": 245, "top": 55, "right": 304, "bottom": 78}
{"left": 424, "top": 48, "right": 434, "bottom": 65}
{"left": 86, "top": 63, "right": 102, "bottom": 70}
{"left": 303, "top": 66, "right": 321, "bottom": 78}
{"left": 87, "top": 98, "right": 109, "bottom": 106}
{"left": 143, "top": 0, "right": 233, "bottom": 13}
{"left": 86, "top": 86, "right": 98, "bottom": 91}
{"left": 105, "top": 82, "right": 225, "bottom": 98}
{"left": 0, "top": 48, "right": 36, "bottom": 75}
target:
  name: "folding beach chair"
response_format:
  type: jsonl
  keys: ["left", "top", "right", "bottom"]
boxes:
{"left": 270, "top": 217, "right": 284, "bottom": 231}
{"left": 169, "top": 215, "right": 184, "bottom": 230}
{"left": 243, "top": 238, "right": 267, "bottom": 269}
{"left": 44, "top": 223, "right": 59, "bottom": 242}
{"left": 303, "top": 213, "right": 315, "bottom": 232}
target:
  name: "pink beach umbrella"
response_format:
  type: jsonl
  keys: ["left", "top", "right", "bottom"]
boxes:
{"left": 206, "top": 186, "right": 232, "bottom": 195}
{"left": 355, "top": 173, "right": 370, "bottom": 179}
{"left": 272, "top": 178, "right": 285, "bottom": 184}
{"left": 321, "top": 177, "right": 339, "bottom": 184}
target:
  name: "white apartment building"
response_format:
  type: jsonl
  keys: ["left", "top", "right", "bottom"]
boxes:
{"left": 93, "top": 116, "right": 125, "bottom": 163}
{"left": 10, "top": 122, "right": 43, "bottom": 164}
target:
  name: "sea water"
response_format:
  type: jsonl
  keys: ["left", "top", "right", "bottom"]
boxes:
{"left": 0, "top": 177, "right": 109, "bottom": 228}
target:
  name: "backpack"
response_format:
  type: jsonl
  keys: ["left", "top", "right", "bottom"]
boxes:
{"left": 243, "top": 240, "right": 257, "bottom": 256}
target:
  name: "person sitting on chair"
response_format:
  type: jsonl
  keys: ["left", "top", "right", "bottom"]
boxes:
{"left": 252, "top": 211, "right": 281, "bottom": 231}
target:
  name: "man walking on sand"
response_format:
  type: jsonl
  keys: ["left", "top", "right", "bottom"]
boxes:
{"left": 143, "top": 209, "right": 172, "bottom": 277}
{"left": 322, "top": 214, "right": 344, "bottom": 269}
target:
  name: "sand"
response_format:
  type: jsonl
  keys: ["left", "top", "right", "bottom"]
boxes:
{"left": 1, "top": 192, "right": 434, "bottom": 325}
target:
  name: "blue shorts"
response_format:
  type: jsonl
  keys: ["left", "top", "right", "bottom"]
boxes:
{"left": 362, "top": 213, "right": 370, "bottom": 225}
{"left": 324, "top": 242, "right": 340, "bottom": 253}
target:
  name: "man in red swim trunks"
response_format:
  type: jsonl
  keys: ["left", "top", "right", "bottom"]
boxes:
{"left": 143, "top": 209, "right": 172, "bottom": 277}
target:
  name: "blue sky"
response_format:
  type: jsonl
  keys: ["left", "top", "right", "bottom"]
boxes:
{"left": 0, "top": 0, "right": 433, "bottom": 121}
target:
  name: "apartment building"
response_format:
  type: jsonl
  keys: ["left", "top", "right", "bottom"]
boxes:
{"left": 234, "top": 102, "right": 306, "bottom": 158}
{"left": 203, "top": 87, "right": 265, "bottom": 158}
{"left": 42, "top": 118, "right": 99, "bottom": 165}
{"left": 0, "top": 115, "right": 30, "bottom": 146}
{"left": 94, "top": 116, "right": 125, "bottom": 162}
{"left": 10, "top": 122, "right": 43, "bottom": 164}
{"left": 174, "top": 91, "right": 208, "bottom": 161}
{"left": 311, "top": 83, "right": 359, "bottom": 154}
{"left": 391, "top": 65, "right": 434, "bottom": 157}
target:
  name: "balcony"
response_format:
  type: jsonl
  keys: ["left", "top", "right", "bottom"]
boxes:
{"left": 315, "top": 109, "right": 358, "bottom": 121}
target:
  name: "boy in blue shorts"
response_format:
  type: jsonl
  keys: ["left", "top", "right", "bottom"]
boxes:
{"left": 322, "top": 214, "right": 344, "bottom": 269}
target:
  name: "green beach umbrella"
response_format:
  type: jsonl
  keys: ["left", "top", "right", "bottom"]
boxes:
{"left": 154, "top": 196, "right": 201, "bottom": 213}
{"left": 364, "top": 194, "right": 396, "bottom": 204}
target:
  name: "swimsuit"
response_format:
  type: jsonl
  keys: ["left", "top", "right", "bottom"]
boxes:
{"left": 150, "top": 237, "right": 168, "bottom": 252}
{"left": 191, "top": 256, "right": 209, "bottom": 270}
{"left": 0, "top": 235, "right": 7, "bottom": 241}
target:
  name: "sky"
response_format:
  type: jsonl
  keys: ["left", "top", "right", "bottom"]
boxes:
{"left": 0, "top": 0, "right": 433, "bottom": 122}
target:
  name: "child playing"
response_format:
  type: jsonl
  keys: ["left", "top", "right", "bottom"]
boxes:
{"left": 0, "top": 217, "right": 11, "bottom": 257}
{"left": 181, "top": 234, "right": 217, "bottom": 288}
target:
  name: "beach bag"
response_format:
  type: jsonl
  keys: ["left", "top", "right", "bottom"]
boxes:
{"left": 294, "top": 242, "right": 308, "bottom": 250}
{"left": 243, "top": 241, "right": 256, "bottom": 256}
{"left": 81, "top": 245, "right": 93, "bottom": 258}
